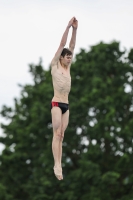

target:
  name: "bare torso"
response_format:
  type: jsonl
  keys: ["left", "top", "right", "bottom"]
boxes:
{"left": 51, "top": 61, "right": 71, "bottom": 103}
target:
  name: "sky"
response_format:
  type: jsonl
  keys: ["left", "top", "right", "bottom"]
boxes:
{"left": 0, "top": 0, "right": 133, "bottom": 152}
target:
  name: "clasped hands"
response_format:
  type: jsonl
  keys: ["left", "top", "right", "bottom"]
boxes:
{"left": 68, "top": 17, "right": 78, "bottom": 29}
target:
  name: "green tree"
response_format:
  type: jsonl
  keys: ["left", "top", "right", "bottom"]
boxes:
{"left": 0, "top": 41, "right": 133, "bottom": 200}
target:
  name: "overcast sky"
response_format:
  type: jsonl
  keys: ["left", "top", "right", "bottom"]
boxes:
{"left": 0, "top": 0, "right": 133, "bottom": 151}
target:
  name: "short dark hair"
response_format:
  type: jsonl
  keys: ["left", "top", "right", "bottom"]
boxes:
{"left": 61, "top": 48, "right": 72, "bottom": 57}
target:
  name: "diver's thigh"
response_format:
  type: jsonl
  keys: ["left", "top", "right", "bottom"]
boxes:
{"left": 61, "top": 110, "right": 69, "bottom": 133}
{"left": 51, "top": 107, "right": 62, "bottom": 130}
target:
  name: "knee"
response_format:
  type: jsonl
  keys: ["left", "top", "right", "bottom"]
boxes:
{"left": 54, "top": 130, "right": 64, "bottom": 141}
{"left": 60, "top": 131, "right": 64, "bottom": 142}
{"left": 58, "top": 134, "right": 64, "bottom": 142}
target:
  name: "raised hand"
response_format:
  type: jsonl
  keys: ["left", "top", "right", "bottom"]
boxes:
{"left": 72, "top": 17, "right": 78, "bottom": 29}
{"left": 67, "top": 17, "right": 75, "bottom": 28}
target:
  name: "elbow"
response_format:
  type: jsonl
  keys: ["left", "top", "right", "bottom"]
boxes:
{"left": 69, "top": 44, "right": 75, "bottom": 50}
{"left": 60, "top": 41, "right": 66, "bottom": 47}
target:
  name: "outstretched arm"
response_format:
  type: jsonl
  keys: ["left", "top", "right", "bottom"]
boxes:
{"left": 69, "top": 17, "right": 78, "bottom": 54}
{"left": 51, "top": 17, "right": 75, "bottom": 66}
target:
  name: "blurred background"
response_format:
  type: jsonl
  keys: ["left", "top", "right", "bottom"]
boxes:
{"left": 0, "top": 0, "right": 133, "bottom": 200}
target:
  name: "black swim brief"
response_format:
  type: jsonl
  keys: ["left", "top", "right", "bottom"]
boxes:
{"left": 51, "top": 102, "right": 69, "bottom": 114}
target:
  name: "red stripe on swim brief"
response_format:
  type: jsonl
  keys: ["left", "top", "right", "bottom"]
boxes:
{"left": 52, "top": 102, "right": 59, "bottom": 107}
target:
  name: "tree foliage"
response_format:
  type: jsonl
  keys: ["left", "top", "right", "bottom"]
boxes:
{"left": 0, "top": 41, "right": 133, "bottom": 200}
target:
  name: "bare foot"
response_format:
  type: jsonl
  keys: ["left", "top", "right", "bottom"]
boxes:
{"left": 53, "top": 166, "right": 63, "bottom": 180}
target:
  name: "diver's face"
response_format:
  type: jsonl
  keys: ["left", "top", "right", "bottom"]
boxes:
{"left": 61, "top": 54, "right": 72, "bottom": 66}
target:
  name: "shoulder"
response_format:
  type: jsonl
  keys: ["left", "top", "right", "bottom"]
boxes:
{"left": 51, "top": 61, "right": 59, "bottom": 74}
